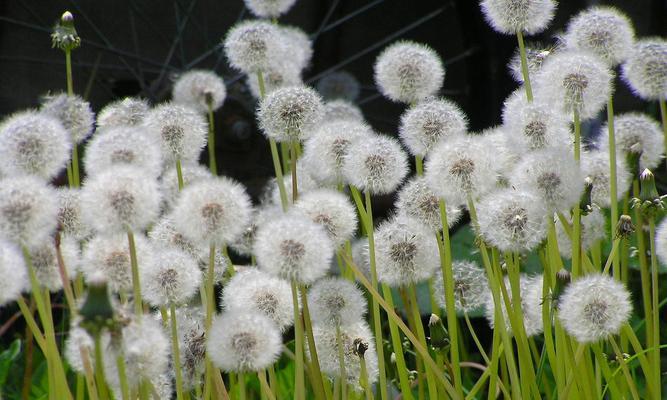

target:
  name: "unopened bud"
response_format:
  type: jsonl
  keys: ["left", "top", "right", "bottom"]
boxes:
{"left": 616, "top": 215, "right": 635, "bottom": 239}
{"left": 353, "top": 338, "right": 368, "bottom": 358}
{"left": 579, "top": 177, "right": 593, "bottom": 215}
{"left": 79, "top": 282, "right": 114, "bottom": 336}
{"left": 428, "top": 313, "right": 450, "bottom": 350}
{"left": 51, "top": 10, "right": 80, "bottom": 51}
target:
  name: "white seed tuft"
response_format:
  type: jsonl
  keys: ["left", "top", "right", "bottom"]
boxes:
{"left": 597, "top": 112, "right": 664, "bottom": 171}
{"left": 244, "top": 0, "right": 297, "bottom": 19}
{"left": 433, "top": 260, "right": 489, "bottom": 314}
{"left": 581, "top": 149, "right": 632, "bottom": 208}
{"left": 172, "top": 69, "right": 227, "bottom": 113}
{"left": 293, "top": 188, "right": 357, "bottom": 246}
{"left": 40, "top": 93, "right": 95, "bottom": 143}
{"left": 0, "top": 240, "right": 28, "bottom": 306}
{"left": 257, "top": 85, "right": 324, "bottom": 142}
{"left": 96, "top": 97, "right": 150, "bottom": 130}
{"left": 480, "top": 0, "right": 556, "bottom": 35}
{"left": 342, "top": 134, "right": 409, "bottom": 195}
{"left": 484, "top": 274, "right": 545, "bottom": 337}
{"left": 140, "top": 246, "right": 202, "bottom": 306}
{"left": 224, "top": 20, "right": 284, "bottom": 74}
{"left": 621, "top": 38, "right": 667, "bottom": 101}
{"left": 395, "top": 176, "right": 463, "bottom": 232}
{"left": 308, "top": 277, "right": 367, "bottom": 326}
{"left": 142, "top": 102, "right": 208, "bottom": 164}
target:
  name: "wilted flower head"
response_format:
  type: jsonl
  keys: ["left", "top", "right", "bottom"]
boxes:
{"left": 581, "top": 150, "right": 632, "bottom": 207}
{"left": 558, "top": 274, "right": 632, "bottom": 342}
{"left": 26, "top": 237, "right": 79, "bottom": 292}
{"left": 0, "top": 240, "right": 27, "bottom": 306}
{"left": 224, "top": 20, "right": 283, "bottom": 73}
{"left": 502, "top": 89, "right": 572, "bottom": 151}
{"left": 40, "top": 93, "right": 95, "bottom": 143}
{"left": 160, "top": 163, "right": 212, "bottom": 211}
{"left": 433, "top": 260, "right": 488, "bottom": 314}
{"left": 480, "top": 0, "right": 556, "bottom": 35}
{"left": 556, "top": 209, "right": 606, "bottom": 258}
{"left": 510, "top": 146, "right": 584, "bottom": 212}
{"left": 172, "top": 70, "right": 227, "bottom": 113}
{"left": 257, "top": 85, "right": 324, "bottom": 142}
{"left": 293, "top": 189, "right": 357, "bottom": 246}
{"left": 81, "top": 233, "right": 155, "bottom": 293}
{"left": 254, "top": 213, "right": 333, "bottom": 284}
{"left": 484, "top": 274, "right": 544, "bottom": 337}
{"left": 246, "top": 61, "right": 302, "bottom": 98}
{"left": 374, "top": 41, "right": 444, "bottom": 104}
{"left": 534, "top": 51, "right": 613, "bottom": 120}
{"left": 395, "top": 176, "right": 463, "bottom": 232}
{"left": 317, "top": 71, "right": 361, "bottom": 101}
{"left": 398, "top": 98, "right": 468, "bottom": 157}
{"left": 142, "top": 102, "right": 208, "bottom": 164}
{"left": 0, "top": 176, "right": 58, "bottom": 247}
{"left": 563, "top": 6, "right": 635, "bottom": 66}
{"left": 598, "top": 112, "right": 664, "bottom": 171}
{"left": 57, "top": 188, "right": 91, "bottom": 240}
{"left": 140, "top": 247, "right": 201, "bottom": 306}
{"left": 476, "top": 188, "right": 548, "bottom": 253}
{"left": 207, "top": 311, "right": 282, "bottom": 372}
{"left": 96, "top": 97, "right": 150, "bottom": 130}
{"left": 84, "top": 126, "right": 162, "bottom": 178}
{"left": 424, "top": 134, "right": 497, "bottom": 204}
{"left": 621, "top": 38, "right": 667, "bottom": 101}
{"left": 244, "top": 0, "right": 297, "bottom": 18}
{"left": 321, "top": 99, "right": 364, "bottom": 122}
{"left": 0, "top": 111, "right": 71, "bottom": 179}
{"left": 308, "top": 277, "right": 367, "bottom": 326}
{"left": 508, "top": 43, "right": 556, "bottom": 83}
{"left": 342, "top": 134, "right": 409, "bottom": 195}
{"left": 374, "top": 216, "right": 439, "bottom": 287}
{"left": 301, "top": 120, "right": 372, "bottom": 185}
{"left": 222, "top": 268, "right": 294, "bottom": 331}
{"left": 171, "top": 177, "right": 252, "bottom": 246}
{"left": 80, "top": 166, "right": 161, "bottom": 234}
{"left": 310, "top": 321, "right": 379, "bottom": 389}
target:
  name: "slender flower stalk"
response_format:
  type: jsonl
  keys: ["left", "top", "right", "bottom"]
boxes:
{"left": 516, "top": 30, "right": 533, "bottom": 102}
{"left": 207, "top": 100, "right": 217, "bottom": 175}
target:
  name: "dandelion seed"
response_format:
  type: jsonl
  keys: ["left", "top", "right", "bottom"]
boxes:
{"left": 480, "top": 0, "right": 556, "bottom": 35}
{"left": 654, "top": 218, "right": 667, "bottom": 269}
{"left": 508, "top": 44, "right": 556, "bottom": 83}
{"left": 257, "top": 85, "right": 324, "bottom": 142}
{"left": 0, "top": 240, "right": 27, "bottom": 306}
{"left": 395, "top": 176, "right": 463, "bottom": 232}
{"left": 96, "top": 97, "right": 150, "bottom": 130}
{"left": 41, "top": 93, "right": 95, "bottom": 144}
{"left": 277, "top": 25, "right": 313, "bottom": 72}
{"left": 433, "top": 260, "right": 488, "bottom": 314}
{"left": 57, "top": 187, "right": 92, "bottom": 240}
{"left": 598, "top": 112, "right": 664, "bottom": 171}
{"left": 140, "top": 247, "right": 201, "bottom": 307}
{"left": 173, "top": 306, "right": 207, "bottom": 390}
{"left": 160, "top": 163, "right": 212, "bottom": 212}
{"left": 321, "top": 99, "right": 364, "bottom": 122}
{"left": 293, "top": 188, "right": 357, "bottom": 246}
{"left": 246, "top": 61, "right": 302, "bottom": 98}
{"left": 581, "top": 149, "right": 632, "bottom": 208}
{"left": 224, "top": 20, "right": 283, "bottom": 74}
{"left": 26, "top": 236, "right": 79, "bottom": 292}
{"left": 308, "top": 277, "right": 367, "bottom": 326}
{"left": 149, "top": 215, "right": 203, "bottom": 261}
{"left": 172, "top": 69, "right": 227, "bottom": 113}
{"left": 244, "top": 0, "right": 297, "bottom": 19}
{"left": 317, "top": 71, "right": 361, "bottom": 101}
{"left": 621, "top": 38, "right": 667, "bottom": 101}
{"left": 342, "top": 134, "right": 409, "bottom": 195}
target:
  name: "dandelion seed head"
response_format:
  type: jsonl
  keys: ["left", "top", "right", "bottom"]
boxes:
{"left": 399, "top": 98, "right": 468, "bottom": 157}
{"left": 317, "top": 71, "right": 361, "bottom": 101}
{"left": 581, "top": 149, "right": 633, "bottom": 208}
{"left": 254, "top": 213, "right": 333, "bottom": 284}
{"left": 160, "top": 163, "right": 212, "bottom": 212}
{"left": 598, "top": 112, "right": 664, "bottom": 171}
{"left": 172, "top": 69, "right": 227, "bottom": 113}
{"left": 0, "top": 110, "right": 71, "bottom": 179}
{"left": 480, "top": 0, "right": 556, "bottom": 35}
{"left": 508, "top": 44, "right": 556, "bottom": 83}
{"left": 173, "top": 307, "right": 206, "bottom": 389}
{"left": 244, "top": 0, "right": 297, "bottom": 18}
{"left": 321, "top": 99, "right": 364, "bottom": 122}
{"left": 141, "top": 247, "right": 201, "bottom": 306}
{"left": 484, "top": 274, "right": 545, "bottom": 337}
{"left": 40, "top": 93, "right": 95, "bottom": 143}
{"left": 96, "top": 97, "right": 150, "bottom": 130}
{"left": 27, "top": 236, "right": 79, "bottom": 292}
{"left": 342, "top": 134, "right": 409, "bottom": 195}
{"left": 293, "top": 189, "right": 357, "bottom": 246}
{"left": 558, "top": 274, "right": 632, "bottom": 342}
{"left": 434, "top": 260, "right": 488, "bottom": 314}
{"left": 224, "top": 20, "right": 283, "bottom": 73}
{"left": 277, "top": 25, "right": 313, "bottom": 72}
{"left": 149, "top": 215, "right": 204, "bottom": 260}
{"left": 654, "top": 218, "right": 667, "bottom": 270}
{"left": 257, "top": 85, "right": 324, "bottom": 142}
{"left": 207, "top": 311, "right": 282, "bottom": 372}
{"left": 374, "top": 41, "right": 444, "bottom": 104}
{"left": 57, "top": 188, "right": 92, "bottom": 240}
{"left": 246, "top": 61, "right": 302, "bottom": 99}
{"left": 0, "top": 240, "right": 27, "bottom": 306}
{"left": 143, "top": 102, "right": 208, "bottom": 164}
{"left": 308, "top": 277, "right": 367, "bottom": 326}
{"left": 396, "top": 176, "right": 463, "bottom": 232}
{"left": 556, "top": 209, "right": 606, "bottom": 258}
{"left": 621, "top": 38, "right": 667, "bottom": 101}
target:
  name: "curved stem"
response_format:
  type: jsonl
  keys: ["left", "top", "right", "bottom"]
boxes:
{"left": 516, "top": 30, "right": 533, "bottom": 102}
{"left": 572, "top": 109, "right": 582, "bottom": 277}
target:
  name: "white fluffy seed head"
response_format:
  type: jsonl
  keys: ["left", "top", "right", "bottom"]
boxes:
{"left": 26, "top": 236, "right": 79, "bottom": 292}
{"left": 293, "top": 189, "right": 357, "bottom": 246}
{"left": 207, "top": 310, "right": 283, "bottom": 372}
{"left": 140, "top": 247, "right": 201, "bottom": 306}
{"left": 558, "top": 274, "right": 632, "bottom": 343}
{"left": 317, "top": 71, "right": 361, "bottom": 102}
{"left": 80, "top": 166, "right": 161, "bottom": 234}
{"left": 581, "top": 149, "right": 632, "bottom": 208}
{"left": 308, "top": 277, "right": 367, "bottom": 326}
{"left": 160, "top": 163, "right": 212, "bottom": 212}
{"left": 254, "top": 213, "right": 333, "bottom": 284}
{"left": 477, "top": 127, "right": 520, "bottom": 185}
{"left": 0, "top": 176, "right": 58, "bottom": 247}
{"left": 149, "top": 215, "right": 204, "bottom": 261}
{"left": 224, "top": 20, "right": 283, "bottom": 74}
{"left": 374, "top": 215, "right": 439, "bottom": 286}
{"left": 172, "top": 307, "right": 206, "bottom": 390}
{"left": 222, "top": 268, "right": 294, "bottom": 331}
{"left": 321, "top": 100, "right": 364, "bottom": 122}
{"left": 0, "top": 110, "right": 71, "bottom": 179}
{"left": 424, "top": 134, "right": 497, "bottom": 205}
{"left": 257, "top": 85, "right": 324, "bottom": 142}
{"left": 171, "top": 177, "right": 252, "bottom": 246}
{"left": 399, "top": 98, "right": 468, "bottom": 157}
{"left": 40, "top": 93, "right": 95, "bottom": 143}
{"left": 246, "top": 61, "right": 302, "bottom": 99}
{"left": 277, "top": 25, "right": 313, "bottom": 72}
{"left": 508, "top": 44, "right": 556, "bottom": 83}
{"left": 81, "top": 233, "right": 155, "bottom": 293}
{"left": 342, "top": 134, "right": 409, "bottom": 195}
{"left": 0, "top": 240, "right": 27, "bottom": 306}
{"left": 84, "top": 126, "right": 163, "bottom": 178}
{"left": 484, "top": 274, "right": 544, "bottom": 337}
{"left": 510, "top": 146, "right": 584, "bottom": 212}
{"left": 556, "top": 209, "right": 606, "bottom": 258}
{"left": 374, "top": 41, "right": 444, "bottom": 104}
{"left": 563, "top": 6, "right": 635, "bottom": 67}
{"left": 244, "top": 0, "right": 297, "bottom": 18}
{"left": 266, "top": 164, "right": 319, "bottom": 206}
{"left": 621, "top": 38, "right": 667, "bottom": 101}
{"left": 96, "top": 97, "right": 150, "bottom": 130}
{"left": 350, "top": 238, "right": 371, "bottom": 282}
{"left": 301, "top": 120, "right": 373, "bottom": 185}
{"left": 598, "top": 112, "right": 664, "bottom": 171}
{"left": 654, "top": 218, "right": 667, "bottom": 270}
{"left": 502, "top": 89, "right": 572, "bottom": 152}
{"left": 480, "top": 0, "right": 556, "bottom": 35}
{"left": 142, "top": 102, "right": 208, "bottom": 164}
{"left": 534, "top": 51, "right": 613, "bottom": 120}
{"left": 395, "top": 176, "right": 463, "bottom": 232}
{"left": 476, "top": 188, "right": 548, "bottom": 253}
{"left": 433, "top": 260, "right": 488, "bottom": 314}
{"left": 172, "top": 69, "right": 227, "bottom": 113}
{"left": 309, "top": 321, "right": 379, "bottom": 389}
{"left": 57, "top": 187, "right": 92, "bottom": 240}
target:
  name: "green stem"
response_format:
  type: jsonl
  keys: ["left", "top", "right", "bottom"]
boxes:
{"left": 115, "top": 352, "right": 130, "bottom": 400}
{"left": 516, "top": 30, "right": 533, "bottom": 102}
{"left": 415, "top": 155, "right": 424, "bottom": 176}
{"left": 290, "top": 281, "right": 305, "bottom": 400}
{"left": 169, "top": 303, "right": 186, "bottom": 400}
{"left": 607, "top": 96, "right": 620, "bottom": 279}
{"left": 608, "top": 337, "right": 640, "bottom": 400}
{"left": 380, "top": 284, "right": 413, "bottom": 400}
{"left": 463, "top": 311, "right": 489, "bottom": 364}
{"left": 572, "top": 109, "right": 582, "bottom": 277}
{"left": 299, "top": 285, "right": 329, "bottom": 400}
{"left": 127, "top": 230, "right": 142, "bottom": 315}
{"left": 407, "top": 284, "right": 438, "bottom": 400}
{"left": 72, "top": 144, "right": 80, "bottom": 187}
{"left": 648, "top": 218, "right": 661, "bottom": 400}
{"left": 238, "top": 372, "right": 246, "bottom": 400}
{"left": 633, "top": 180, "right": 653, "bottom": 352}
{"left": 290, "top": 140, "right": 298, "bottom": 203}
{"left": 335, "top": 324, "right": 348, "bottom": 400}
{"left": 359, "top": 355, "right": 373, "bottom": 400}
{"left": 65, "top": 48, "right": 74, "bottom": 95}
{"left": 206, "top": 244, "right": 216, "bottom": 330}
{"left": 258, "top": 370, "right": 276, "bottom": 400}
{"left": 93, "top": 334, "right": 110, "bottom": 400}
{"left": 660, "top": 99, "right": 667, "bottom": 170}
{"left": 207, "top": 101, "right": 217, "bottom": 176}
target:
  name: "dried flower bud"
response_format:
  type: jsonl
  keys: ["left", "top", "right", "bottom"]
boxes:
{"left": 616, "top": 215, "right": 635, "bottom": 239}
